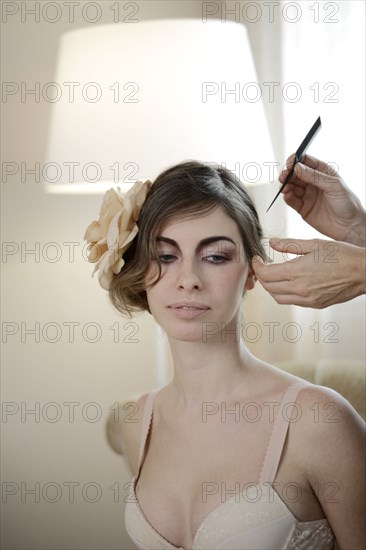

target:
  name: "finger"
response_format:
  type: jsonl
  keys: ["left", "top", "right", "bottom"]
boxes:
{"left": 289, "top": 185, "right": 306, "bottom": 198}
{"left": 269, "top": 237, "right": 318, "bottom": 255}
{"left": 279, "top": 155, "right": 297, "bottom": 183}
{"left": 256, "top": 278, "right": 316, "bottom": 307}
{"left": 280, "top": 154, "right": 339, "bottom": 189}
{"left": 300, "top": 154, "right": 339, "bottom": 177}
{"left": 253, "top": 240, "right": 319, "bottom": 282}
{"left": 256, "top": 279, "right": 318, "bottom": 307}
{"left": 282, "top": 190, "right": 304, "bottom": 212}
{"left": 258, "top": 279, "right": 296, "bottom": 295}
{"left": 279, "top": 167, "right": 296, "bottom": 186}
{"left": 251, "top": 257, "right": 273, "bottom": 281}
{"left": 252, "top": 258, "right": 294, "bottom": 283}
{"left": 285, "top": 153, "right": 337, "bottom": 177}
{"left": 284, "top": 153, "right": 296, "bottom": 168}
{"left": 283, "top": 184, "right": 307, "bottom": 202}
{"left": 292, "top": 162, "right": 338, "bottom": 191}
{"left": 251, "top": 256, "right": 274, "bottom": 279}
{"left": 279, "top": 170, "right": 287, "bottom": 184}
{"left": 279, "top": 153, "right": 299, "bottom": 183}
{"left": 270, "top": 292, "right": 320, "bottom": 308}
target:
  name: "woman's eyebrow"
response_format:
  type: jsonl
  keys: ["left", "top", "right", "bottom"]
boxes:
{"left": 156, "top": 235, "right": 237, "bottom": 251}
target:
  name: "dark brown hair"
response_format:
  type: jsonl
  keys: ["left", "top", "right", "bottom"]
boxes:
{"left": 109, "top": 160, "right": 267, "bottom": 316}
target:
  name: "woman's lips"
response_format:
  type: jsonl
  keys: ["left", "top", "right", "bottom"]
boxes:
{"left": 167, "top": 302, "right": 210, "bottom": 319}
{"left": 168, "top": 301, "right": 209, "bottom": 309}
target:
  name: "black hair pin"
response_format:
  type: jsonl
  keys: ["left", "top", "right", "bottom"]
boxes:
{"left": 266, "top": 116, "right": 322, "bottom": 212}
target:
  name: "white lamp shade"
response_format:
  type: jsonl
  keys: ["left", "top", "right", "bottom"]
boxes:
{"left": 45, "top": 19, "right": 275, "bottom": 193}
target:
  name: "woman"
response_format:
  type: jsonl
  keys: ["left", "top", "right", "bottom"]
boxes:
{"left": 85, "top": 161, "right": 365, "bottom": 550}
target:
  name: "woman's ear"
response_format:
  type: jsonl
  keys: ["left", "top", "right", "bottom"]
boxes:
{"left": 244, "top": 265, "right": 256, "bottom": 291}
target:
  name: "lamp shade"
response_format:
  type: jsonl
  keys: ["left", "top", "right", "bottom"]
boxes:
{"left": 45, "top": 19, "right": 275, "bottom": 193}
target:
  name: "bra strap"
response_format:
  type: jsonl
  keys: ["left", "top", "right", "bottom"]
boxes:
{"left": 136, "top": 389, "right": 160, "bottom": 475}
{"left": 259, "top": 381, "right": 308, "bottom": 484}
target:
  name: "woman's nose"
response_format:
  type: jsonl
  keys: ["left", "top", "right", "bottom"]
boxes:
{"left": 176, "top": 260, "right": 202, "bottom": 290}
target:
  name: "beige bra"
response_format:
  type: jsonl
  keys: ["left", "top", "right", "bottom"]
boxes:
{"left": 125, "top": 381, "right": 337, "bottom": 549}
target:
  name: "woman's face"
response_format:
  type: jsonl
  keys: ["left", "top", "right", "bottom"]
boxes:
{"left": 145, "top": 206, "right": 255, "bottom": 342}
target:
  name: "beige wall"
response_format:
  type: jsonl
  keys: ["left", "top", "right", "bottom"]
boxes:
{"left": 1, "top": 2, "right": 364, "bottom": 549}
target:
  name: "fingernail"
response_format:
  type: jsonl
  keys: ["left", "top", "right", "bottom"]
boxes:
{"left": 252, "top": 255, "right": 263, "bottom": 263}
{"left": 295, "top": 162, "right": 304, "bottom": 173}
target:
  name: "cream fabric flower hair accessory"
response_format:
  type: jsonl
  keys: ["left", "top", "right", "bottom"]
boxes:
{"left": 84, "top": 179, "right": 153, "bottom": 290}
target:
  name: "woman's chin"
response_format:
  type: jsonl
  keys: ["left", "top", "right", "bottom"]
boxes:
{"left": 168, "top": 329, "right": 208, "bottom": 344}
{"left": 166, "top": 325, "right": 235, "bottom": 344}
{"left": 155, "top": 315, "right": 242, "bottom": 344}
{"left": 160, "top": 321, "right": 215, "bottom": 343}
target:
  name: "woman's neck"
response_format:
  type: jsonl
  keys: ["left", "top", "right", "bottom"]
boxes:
{"left": 165, "top": 331, "right": 255, "bottom": 413}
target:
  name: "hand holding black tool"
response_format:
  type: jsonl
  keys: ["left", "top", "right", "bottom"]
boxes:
{"left": 266, "top": 116, "right": 322, "bottom": 212}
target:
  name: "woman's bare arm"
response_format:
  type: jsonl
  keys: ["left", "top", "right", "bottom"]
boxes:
{"left": 297, "top": 385, "right": 365, "bottom": 550}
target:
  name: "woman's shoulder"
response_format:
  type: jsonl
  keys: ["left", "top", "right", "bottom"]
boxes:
{"left": 249, "top": 358, "right": 363, "bottom": 426}
{"left": 290, "top": 380, "right": 365, "bottom": 440}
{"left": 245, "top": 357, "right": 310, "bottom": 400}
{"left": 263, "top": 366, "right": 365, "bottom": 484}
{"left": 106, "top": 391, "right": 153, "bottom": 475}
{"left": 275, "top": 373, "right": 366, "bottom": 468}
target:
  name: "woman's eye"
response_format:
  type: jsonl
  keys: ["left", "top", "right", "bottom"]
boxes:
{"left": 204, "top": 255, "right": 229, "bottom": 263}
{"left": 158, "top": 253, "right": 230, "bottom": 264}
{"left": 159, "top": 254, "right": 176, "bottom": 263}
